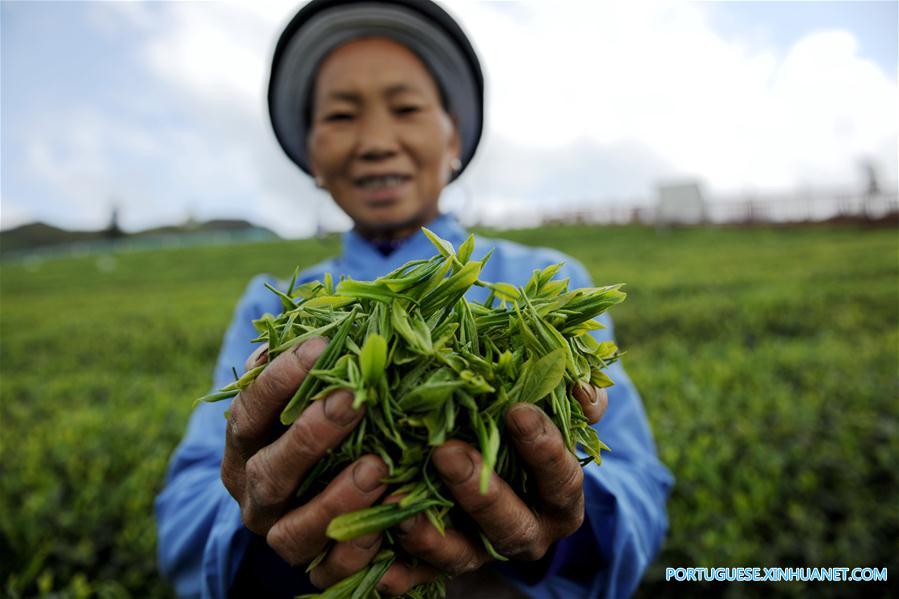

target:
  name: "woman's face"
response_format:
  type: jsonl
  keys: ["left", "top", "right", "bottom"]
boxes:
{"left": 307, "top": 37, "right": 460, "bottom": 239}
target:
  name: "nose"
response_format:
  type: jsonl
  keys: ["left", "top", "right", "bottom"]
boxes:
{"left": 355, "top": 110, "right": 399, "bottom": 161}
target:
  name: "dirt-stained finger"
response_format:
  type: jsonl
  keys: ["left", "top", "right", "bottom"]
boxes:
{"left": 266, "top": 455, "right": 388, "bottom": 566}
{"left": 506, "top": 404, "right": 585, "bottom": 535}
{"left": 573, "top": 383, "right": 608, "bottom": 425}
{"left": 432, "top": 441, "right": 545, "bottom": 561}
{"left": 244, "top": 343, "right": 270, "bottom": 371}
{"left": 376, "top": 560, "right": 440, "bottom": 596}
{"left": 227, "top": 337, "right": 327, "bottom": 461}
{"left": 394, "top": 512, "right": 489, "bottom": 576}
{"left": 240, "top": 389, "right": 363, "bottom": 534}
{"left": 308, "top": 532, "right": 382, "bottom": 589}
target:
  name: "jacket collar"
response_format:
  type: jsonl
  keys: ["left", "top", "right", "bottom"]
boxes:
{"left": 337, "top": 213, "right": 469, "bottom": 280}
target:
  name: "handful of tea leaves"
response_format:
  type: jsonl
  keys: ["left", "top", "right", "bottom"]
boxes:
{"left": 198, "top": 229, "right": 625, "bottom": 598}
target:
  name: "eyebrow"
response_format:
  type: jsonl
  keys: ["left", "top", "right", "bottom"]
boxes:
{"left": 324, "top": 83, "right": 423, "bottom": 104}
{"left": 384, "top": 83, "right": 418, "bottom": 97}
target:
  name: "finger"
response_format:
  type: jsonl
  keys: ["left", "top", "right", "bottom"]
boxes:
{"left": 376, "top": 560, "right": 440, "bottom": 596}
{"left": 309, "top": 532, "right": 382, "bottom": 589}
{"left": 227, "top": 337, "right": 327, "bottom": 462}
{"left": 224, "top": 340, "right": 324, "bottom": 501}
{"left": 432, "top": 441, "right": 546, "bottom": 561}
{"left": 506, "top": 404, "right": 585, "bottom": 536}
{"left": 394, "top": 511, "right": 489, "bottom": 576}
{"left": 266, "top": 455, "right": 387, "bottom": 566}
{"left": 244, "top": 343, "right": 269, "bottom": 371}
{"left": 573, "top": 383, "right": 607, "bottom": 425}
{"left": 240, "top": 389, "right": 364, "bottom": 533}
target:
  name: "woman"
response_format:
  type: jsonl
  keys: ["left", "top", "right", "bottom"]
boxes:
{"left": 156, "top": 1, "right": 673, "bottom": 597}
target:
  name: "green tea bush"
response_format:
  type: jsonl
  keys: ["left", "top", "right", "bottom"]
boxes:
{"left": 1, "top": 226, "right": 896, "bottom": 597}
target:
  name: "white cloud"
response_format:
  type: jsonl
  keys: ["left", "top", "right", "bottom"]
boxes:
{"left": 447, "top": 1, "right": 897, "bottom": 197}
{"left": 127, "top": 0, "right": 328, "bottom": 237}
{"left": 140, "top": 3, "right": 270, "bottom": 106}
{"left": 22, "top": 109, "right": 130, "bottom": 229}
{"left": 0, "top": 196, "right": 33, "bottom": 230}
{"left": 8, "top": 1, "right": 895, "bottom": 236}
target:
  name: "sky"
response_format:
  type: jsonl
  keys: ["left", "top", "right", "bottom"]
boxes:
{"left": 2, "top": 0, "right": 897, "bottom": 236}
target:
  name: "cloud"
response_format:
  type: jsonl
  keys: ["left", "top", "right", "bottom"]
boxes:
{"left": 760, "top": 31, "right": 897, "bottom": 186}
{"left": 448, "top": 1, "right": 897, "bottom": 196}
{"left": 127, "top": 0, "right": 330, "bottom": 237}
{"left": 5, "top": 1, "right": 895, "bottom": 236}
{"left": 0, "top": 194, "right": 32, "bottom": 230}
{"left": 21, "top": 108, "right": 156, "bottom": 230}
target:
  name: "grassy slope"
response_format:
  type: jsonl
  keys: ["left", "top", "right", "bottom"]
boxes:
{"left": 1, "top": 225, "right": 896, "bottom": 597}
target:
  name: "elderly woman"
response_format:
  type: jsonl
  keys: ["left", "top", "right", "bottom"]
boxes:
{"left": 155, "top": 1, "right": 672, "bottom": 597}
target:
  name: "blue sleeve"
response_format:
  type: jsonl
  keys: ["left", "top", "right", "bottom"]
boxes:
{"left": 155, "top": 275, "right": 279, "bottom": 598}
{"left": 510, "top": 260, "right": 674, "bottom": 599}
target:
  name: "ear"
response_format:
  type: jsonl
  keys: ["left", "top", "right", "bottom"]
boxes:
{"left": 447, "top": 116, "right": 462, "bottom": 175}
{"left": 306, "top": 145, "right": 325, "bottom": 189}
{"left": 449, "top": 116, "right": 462, "bottom": 158}
{"left": 306, "top": 158, "right": 321, "bottom": 186}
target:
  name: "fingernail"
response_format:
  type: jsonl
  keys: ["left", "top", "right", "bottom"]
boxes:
{"left": 510, "top": 405, "right": 545, "bottom": 442}
{"left": 353, "top": 459, "right": 385, "bottom": 493}
{"left": 323, "top": 390, "right": 357, "bottom": 426}
{"left": 581, "top": 383, "right": 599, "bottom": 405}
{"left": 351, "top": 532, "right": 380, "bottom": 549}
{"left": 397, "top": 513, "right": 418, "bottom": 534}
{"left": 293, "top": 336, "right": 327, "bottom": 359}
{"left": 252, "top": 346, "right": 268, "bottom": 367}
{"left": 435, "top": 446, "right": 474, "bottom": 484}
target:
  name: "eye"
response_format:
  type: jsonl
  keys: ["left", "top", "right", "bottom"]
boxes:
{"left": 324, "top": 112, "right": 354, "bottom": 122}
{"left": 394, "top": 105, "right": 421, "bottom": 116}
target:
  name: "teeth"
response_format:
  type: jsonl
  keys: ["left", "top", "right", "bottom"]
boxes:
{"left": 359, "top": 175, "right": 405, "bottom": 190}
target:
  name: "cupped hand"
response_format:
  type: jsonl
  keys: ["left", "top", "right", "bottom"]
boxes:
{"left": 377, "top": 384, "right": 609, "bottom": 594}
{"left": 219, "top": 338, "right": 389, "bottom": 589}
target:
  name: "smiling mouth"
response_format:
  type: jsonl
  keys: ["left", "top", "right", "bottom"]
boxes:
{"left": 354, "top": 174, "right": 412, "bottom": 191}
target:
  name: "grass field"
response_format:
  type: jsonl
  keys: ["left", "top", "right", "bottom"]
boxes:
{"left": 1, "top": 224, "right": 896, "bottom": 597}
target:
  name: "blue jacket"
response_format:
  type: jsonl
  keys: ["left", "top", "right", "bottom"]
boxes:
{"left": 155, "top": 214, "right": 673, "bottom": 598}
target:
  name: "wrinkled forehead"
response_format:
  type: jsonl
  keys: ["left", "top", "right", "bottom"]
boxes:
{"left": 311, "top": 37, "right": 448, "bottom": 110}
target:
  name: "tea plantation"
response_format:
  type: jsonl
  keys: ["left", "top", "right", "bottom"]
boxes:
{"left": 1, "top": 224, "right": 896, "bottom": 597}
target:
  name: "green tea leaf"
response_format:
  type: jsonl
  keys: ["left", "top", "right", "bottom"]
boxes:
{"left": 336, "top": 279, "right": 415, "bottom": 304}
{"left": 359, "top": 333, "right": 387, "bottom": 386}
{"left": 590, "top": 368, "right": 615, "bottom": 389}
{"left": 425, "top": 507, "right": 447, "bottom": 536}
{"left": 398, "top": 371, "right": 462, "bottom": 412}
{"left": 264, "top": 281, "right": 298, "bottom": 310}
{"left": 280, "top": 308, "right": 357, "bottom": 424}
{"left": 479, "top": 530, "right": 509, "bottom": 562}
{"left": 300, "top": 295, "right": 356, "bottom": 310}
{"left": 193, "top": 388, "right": 239, "bottom": 406}
{"left": 391, "top": 302, "right": 432, "bottom": 354}
{"left": 575, "top": 425, "right": 610, "bottom": 464}
{"left": 516, "top": 348, "right": 567, "bottom": 405}
{"left": 420, "top": 260, "right": 483, "bottom": 317}
{"left": 483, "top": 281, "right": 520, "bottom": 304}
{"left": 421, "top": 227, "right": 457, "bottom": 261}
{"left": 479, "top": 413, "right": 500, "bottom": 494}
{"left": 286, "top": 266, "right": 300, "bottom": 296}
{"left": 457, "top": 234, "right": 476, "bottom": 264}
{"left": 326, "top": 501, "right": 442, "bottom": 541}
{"left": 270, "top": 313, "right": 352, "bottom": 354}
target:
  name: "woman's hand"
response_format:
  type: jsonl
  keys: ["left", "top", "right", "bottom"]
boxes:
{"left": 220, "top": 338, "right": 390, "bottom": 589}
{"left": 377, "top": 384, "right": 609, "bottom": 594}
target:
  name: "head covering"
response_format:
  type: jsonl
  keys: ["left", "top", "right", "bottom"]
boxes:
{"left": 268, "top": 0, "right": 484, "bottom": 178}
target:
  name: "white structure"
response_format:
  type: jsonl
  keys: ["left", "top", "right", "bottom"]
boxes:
{"left": 656, "top": 180, "right": 707, "bottom": 226}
